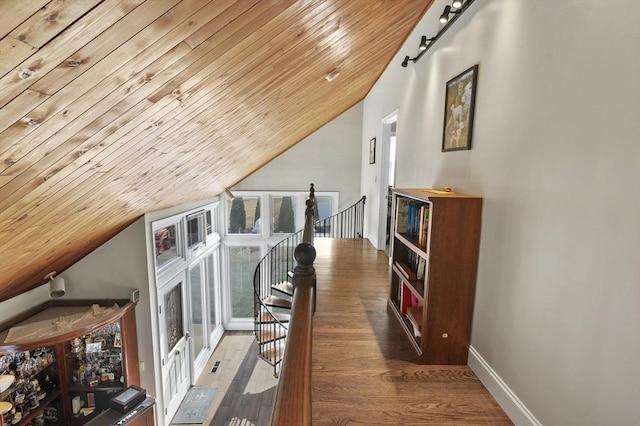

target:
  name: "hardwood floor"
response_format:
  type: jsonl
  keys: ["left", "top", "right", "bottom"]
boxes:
{"left": 192, "top": 238, "right": 512, "bottom": 425}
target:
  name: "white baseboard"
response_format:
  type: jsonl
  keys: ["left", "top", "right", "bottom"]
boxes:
{"left": 367, "top": 234, "right": 379, "bottom": 250}
{"left": 468, "top": 346, "right": 542, "bottom": 426}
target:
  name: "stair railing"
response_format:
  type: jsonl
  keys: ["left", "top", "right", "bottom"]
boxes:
{"left": 252, "top": 186, "right": 366, "bottom": 424}
{"left": 314, "top": 195, "right": 366, "bottom": 238}
{"left": 272, "top": 184, "right": 316, "bottom": 425}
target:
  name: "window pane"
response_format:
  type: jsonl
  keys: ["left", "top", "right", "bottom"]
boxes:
{"left": 154, "top": 225, "right": 178, "bottom": 268}
{"left": 189, "top": 263, "right": 205, "bottom": 357}
{"left": 165, "top": 283, "right": 184, "bottom": 353}
{"left": 271, "top": 196, "right": 296, "bottom": 234}
{"left": 229, "top": 246, "right": 262, "bottom": 318}
{"left": 207, "top": 252, "right": 218, "bottom": 331}
{"left": 227, "top": 196, "right": 260, "bottom": 234}
{"left": 315, "top": 196, "right": 332, "bottom": 221}
{"left": 206, "top": 209, "right": 214, "bottom": 235}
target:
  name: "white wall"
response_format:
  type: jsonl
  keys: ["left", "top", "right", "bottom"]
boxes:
{"left": 236, "top": 102, "right": 363, "bottom": 208}
{"left": 0, "top": 285, "right": 50, "bottom": 322}
{"left": 361, "top": 1, "right": 640, "bottom": 425}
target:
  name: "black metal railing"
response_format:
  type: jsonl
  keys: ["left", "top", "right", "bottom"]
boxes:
{"left": 313, "top": 195, "right": 366, "bottom": 238}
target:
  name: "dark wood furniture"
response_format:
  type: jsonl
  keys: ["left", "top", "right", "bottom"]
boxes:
{"left": 389, "top": 188, "right": 482, "bottom": 364}
{"left": 86, "top": 396, "right": 154, "bottom": 426}
{"left": 0, "top": 301, "right": 140, "bottom": 426}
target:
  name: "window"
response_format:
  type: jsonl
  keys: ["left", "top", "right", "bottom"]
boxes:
{"left": 227, "top": 196, "right": 260, "bottom": 234}
{"left": 315, "top": 196, "right": 333, "bottom": 221}
{"left": 186, "top": 211, "right": 206, "bottom": 253}
{"left": 228, "top": 246, "right": 262, "bottom": 318}
{"left": 222, "top": 191, "right": 338, "bottom": 325}
{"left": 153, "top": 217, "right": 184, "bottom": 273}
{"left": 188, "top": 262, "right": 205, "bottom": 359}
{"left": 271, "top": 196, "right": 296, "bottom": 235}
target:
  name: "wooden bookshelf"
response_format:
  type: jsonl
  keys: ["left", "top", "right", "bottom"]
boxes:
{"left": 388, "top": 188, "right": 482, "bottom": 364}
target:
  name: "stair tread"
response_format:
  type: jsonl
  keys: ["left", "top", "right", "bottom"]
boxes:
{"left": 256, "top": 311, "right": 290, "bottom": 323}
{"left": 259, "top": 345, "right": 285, "bottom": 365}
{"left": 272, "top": 281, "right": 293, "bottom": 295}
{"left": 256, "top": 327, "right": 287, "bottom": 344}
{"left": 263, "top": 295, "right": 292, "bottom": 309}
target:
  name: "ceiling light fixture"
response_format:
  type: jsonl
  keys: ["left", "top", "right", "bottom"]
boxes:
{"left": 325, "top": 69, "right": 340, "bottom": 82}
{"left": 452, "top": 0, "right": 463, "bottom": 9}
{"left": 45, "top": 272, "right": 66, "bottom": 298}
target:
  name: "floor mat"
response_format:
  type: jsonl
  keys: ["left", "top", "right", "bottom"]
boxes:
{"left": 172, "top": 387, "right": 217, "bottom": 424}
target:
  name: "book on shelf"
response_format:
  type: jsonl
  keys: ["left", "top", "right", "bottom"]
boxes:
{"left": 396, "top": 197, "right": 411, "bottom": 234}
{"left": 395, "top": 261, "right": 417, "bottom": 281}
{"left": 405, "top": 305, "right": 423, "bottom": 337}
{"left": 399, "top": 201, "right": 430, "bottom": 239}
{"left": 416, "top": 258, "right": 426, "bottom": 280}
{"left": 418, "top": 206, "right": 430, "bottom": 246}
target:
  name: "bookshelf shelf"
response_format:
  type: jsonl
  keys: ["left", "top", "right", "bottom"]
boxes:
{"left": 388, "top": 188, "right": 482, "bottom": 365}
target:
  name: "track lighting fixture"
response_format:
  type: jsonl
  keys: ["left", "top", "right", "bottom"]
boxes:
{"left": 400, "top": 0, "right": 474, "bottom": 67}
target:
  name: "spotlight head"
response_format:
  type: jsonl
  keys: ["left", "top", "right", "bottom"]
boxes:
{"left": 440, "top": 5, "right": 451, "bottom": 23}
{"left": 452, "top": 0, "right": 463, "bottom": 9}
{"left": 401, "top": 56, "right": 410, "bottom": 68}
{"left": 419, "top": 36, "right": 427, "bottom": 51}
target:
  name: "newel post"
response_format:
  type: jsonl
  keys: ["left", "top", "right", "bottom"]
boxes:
{"left": 294, "top": 242, "right": 316, "bottom": 314}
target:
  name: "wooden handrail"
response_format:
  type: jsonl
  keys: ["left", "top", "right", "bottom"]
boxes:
{"left": 272, "top": 184, "right": 316, "bottom": 426}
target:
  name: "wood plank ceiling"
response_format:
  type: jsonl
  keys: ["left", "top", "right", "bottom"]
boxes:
{"left": 0, "top": 0, "right": 431, "bottom": 302}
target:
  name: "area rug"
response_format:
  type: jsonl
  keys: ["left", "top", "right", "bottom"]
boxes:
{"left": 172, "top": 387, "right": 217, "bottom": 424}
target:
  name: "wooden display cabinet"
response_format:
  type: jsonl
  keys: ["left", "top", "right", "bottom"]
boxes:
{"left": 0, "top": 300, "right": 140, "bottom": 426}
{"left": 389, "top": 188, "right": 482, "bottom": 364}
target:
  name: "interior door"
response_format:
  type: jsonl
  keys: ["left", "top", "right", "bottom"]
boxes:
{"left": 159, "top": 272, "right": 191, "bottom": 423}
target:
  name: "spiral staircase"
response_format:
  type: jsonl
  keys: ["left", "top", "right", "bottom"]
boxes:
{"left": 253, "top": 190, "right": 366, "bottom": 376}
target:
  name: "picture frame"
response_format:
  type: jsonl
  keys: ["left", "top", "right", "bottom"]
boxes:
{"left": 369, "top": 137, "right": 376, "bottom": 164}
{"left": 442, "top": 64, "right": 479, "bottom": 152}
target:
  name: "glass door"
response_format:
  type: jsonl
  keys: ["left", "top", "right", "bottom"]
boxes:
{"left": 158, "top": 272, "right": 191, "bottom": 424}
{"left": 188, "top": 259, "right": 208, "bottom": 380}
{"left": 206, "top": 249, "right": 223, "bottom": 347}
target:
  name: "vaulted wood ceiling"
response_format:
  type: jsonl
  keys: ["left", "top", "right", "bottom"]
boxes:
{"left": 0, "top": 0, "right": 431, "bottom": 302}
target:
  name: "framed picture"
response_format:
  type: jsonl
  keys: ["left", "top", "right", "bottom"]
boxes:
{"left": 442, "top": 64, "right": 479, "bottom": 152}
{"left": 369, "top": 137, "right": 376, "bottom": 164}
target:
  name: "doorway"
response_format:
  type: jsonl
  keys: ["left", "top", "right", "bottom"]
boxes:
{"left": 378, "top": 111, "right": 398, "bottom": 256}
